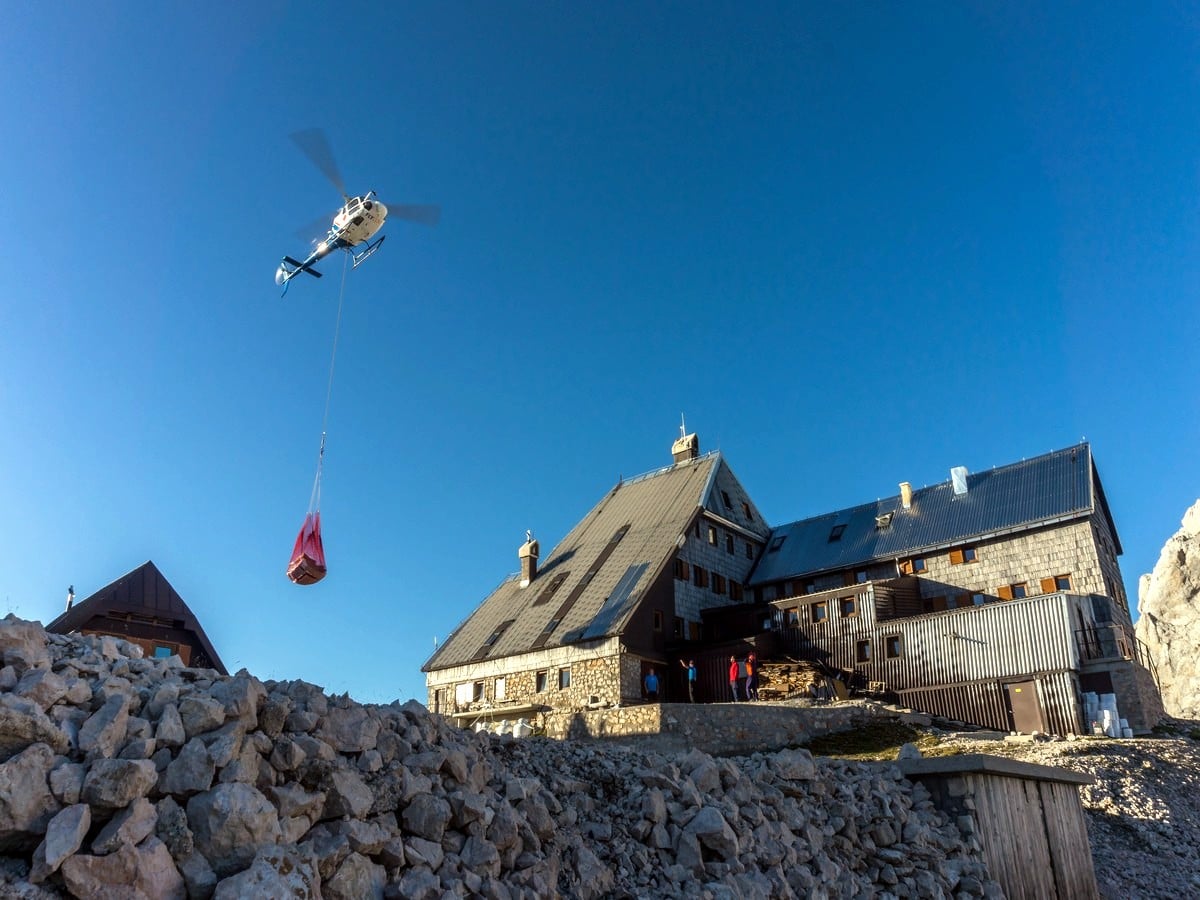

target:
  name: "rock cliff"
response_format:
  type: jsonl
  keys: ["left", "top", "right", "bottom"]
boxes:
{"left": 0, "top": 614, "right": 1001, "bottom": 899}
{"left": 1136, "top": 499, "right": 1200, "bottom": 719}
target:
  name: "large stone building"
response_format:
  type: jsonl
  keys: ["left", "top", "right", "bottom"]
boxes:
{"left": 424, "top": 438, "right": 1163, "bottom": 734}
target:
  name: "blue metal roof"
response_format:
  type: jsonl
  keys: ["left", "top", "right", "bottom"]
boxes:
{"left": 750, "top": 444, "right": 1101, "bottom": 585}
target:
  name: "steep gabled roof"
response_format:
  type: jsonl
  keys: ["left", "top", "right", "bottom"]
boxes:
{"left": 424, "top": 452, "right": 764, "bottom": 673}
{"left": 750, "top": 443, "right": 1113, "bottom": 585}
{"left": 46, "top": 560, "right": 227, "bottom": 673}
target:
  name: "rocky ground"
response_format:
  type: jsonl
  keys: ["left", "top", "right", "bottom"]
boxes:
{"left": 0, "top": 612, "right": 1195, "bottom": 899}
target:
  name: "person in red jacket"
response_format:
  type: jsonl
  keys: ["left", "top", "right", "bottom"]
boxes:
{"left": 728, "top": 656, "right": 741, "bottom": 702}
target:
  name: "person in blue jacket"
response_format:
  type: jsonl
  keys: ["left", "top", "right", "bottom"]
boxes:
{"left": 644, "top": 667, "right": 660, "bottom": 701}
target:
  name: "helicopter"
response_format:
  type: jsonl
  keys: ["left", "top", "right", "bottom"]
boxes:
{"left": 275, "top": 128, "right": 439, "bottom": 294}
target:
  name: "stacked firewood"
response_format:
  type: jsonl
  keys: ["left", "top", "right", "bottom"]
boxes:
{"left": 755, "top": 658, "right": 831, "bottom": 701}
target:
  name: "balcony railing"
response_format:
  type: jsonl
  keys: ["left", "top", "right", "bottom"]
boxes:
{"left": 1075, "top": 624, "right": 1138, "bottom": 663}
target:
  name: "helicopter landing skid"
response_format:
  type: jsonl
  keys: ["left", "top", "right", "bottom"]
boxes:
{"left": 351, "top": 235, "right": 386, "bottom": 269}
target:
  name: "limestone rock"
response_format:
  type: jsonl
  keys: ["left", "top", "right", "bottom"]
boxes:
{"left": 187, "top": 783, "right": 282, "bottom": 877}
{"left": 0, "top": 694, "right": 69, "bottom": 762}
{"left": 81, "top": 758, "right": 157, "bottom": 810}
{"left": 92, "top": 797, "right": 157, "bottom": 854}
{"left": 1136, "top": 499, "right": 1200, "bottom": 718}
{"left": 31, "top": 803, "right": 90, "bottom": 880}
{"left": 211, "top": 844, "right": 322, "bottom": 899}
{"left": 60, "top": 837, "right": 185, "bottom": 900}
{"left": 78, "top": 694, "right": 130, "bottom": 761}
{"left": 0, "top": 616, "right": 51, "bottom": 674}
{"left": 325, "top": 851, "right": 385, "bottom": 900}
{"left": 158, "top": 737, "right": 215, "bottom": 796}
{"left": 0, "top": 742, "right": 59, "bottom": 852}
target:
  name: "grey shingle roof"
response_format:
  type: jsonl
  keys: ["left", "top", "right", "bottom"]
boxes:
{"left": 750, "top": 444, "right": 1108, "bottom": 585}
{"left": 425, "top": 453, "right": 736, "bottom": 672}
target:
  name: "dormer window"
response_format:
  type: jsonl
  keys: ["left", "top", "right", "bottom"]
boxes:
{"left": 768, "top": 535, "right": 786, "bottom": 553}
{"left": 828, "top": 524, "right": 846, "bottom": 543}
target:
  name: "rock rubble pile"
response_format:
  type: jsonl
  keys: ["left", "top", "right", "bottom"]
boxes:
{"left": 0, "top": 615, "right": 1001, "bottom": 899}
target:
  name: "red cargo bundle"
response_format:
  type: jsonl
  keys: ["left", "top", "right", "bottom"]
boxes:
{"left": 288, "top": 512, "right": 326, "bottom": 585}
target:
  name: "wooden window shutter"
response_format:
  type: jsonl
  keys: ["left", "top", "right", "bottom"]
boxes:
{"left": 997, "top": 585, "right": 1013, "bottom": 600}
{"left": 899, "top": 559, "right": 913, "bottom": 575}
{"left": 949, "top": 549, "right": 964, "bottom": 565}
{"left": 1040, "top": 577, "right": 1057, "bottom": 595}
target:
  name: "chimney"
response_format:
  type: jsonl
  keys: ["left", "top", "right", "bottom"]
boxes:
{"left": 899, "top": 482, "right": 913, "bottom": 510}
{"left": 518, "top": 531, "right": 539, "bottom": 588}
{"left": 951, "top": 466, "right": 969, "bottom": 496}
{"left": 65, "top": 585, "right": 75, "bottom": 612}
{"left": 672, "top": 432, "right": 700, "bottom": 464}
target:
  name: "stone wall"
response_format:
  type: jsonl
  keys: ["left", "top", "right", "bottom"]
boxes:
{"left": 543, "top": 699, "right": 910, "bottom": 757}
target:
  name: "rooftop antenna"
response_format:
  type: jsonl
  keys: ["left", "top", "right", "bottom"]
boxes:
{"left": 679, "top": 413, "right": 687, "bottom": 438}
{"left": 66, "top": 585, "right": 75, "bottom": 612}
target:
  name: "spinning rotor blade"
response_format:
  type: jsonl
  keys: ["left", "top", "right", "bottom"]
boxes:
{"left": 294, "top": 210, "right": 338, "bottom": 243}
{"left": 384, "top": 203, "right": 441, "bottom": 226}
{"left": 290, "top": 128, "right": 347, "bottom": 198}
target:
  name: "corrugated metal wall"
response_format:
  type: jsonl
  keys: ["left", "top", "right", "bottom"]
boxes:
{"left": 773, "top": 590, "right": 1088, "bottom": 732}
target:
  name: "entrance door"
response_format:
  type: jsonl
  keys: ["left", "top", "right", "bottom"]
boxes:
{"left": 1004, "top": 680, "right": 1045, "bottom": 733}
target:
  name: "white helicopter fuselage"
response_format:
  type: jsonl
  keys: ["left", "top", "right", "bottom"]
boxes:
{"left": 331, "top": 195, "right": 388, "bottom": 247}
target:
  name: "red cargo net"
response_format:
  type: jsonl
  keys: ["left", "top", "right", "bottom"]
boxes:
{"left": 288, "top": 511, "right": 326, "bottom": 585}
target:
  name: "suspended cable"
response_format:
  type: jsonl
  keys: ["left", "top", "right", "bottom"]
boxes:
{"left": 307, "top": 253, "right": 350, "bottom": 515}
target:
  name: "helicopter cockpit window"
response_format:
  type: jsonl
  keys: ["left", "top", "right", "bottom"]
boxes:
{"left": 352, "top": 216, "right": 364, "bottom": 226}
{"left": 363, "top": 201, "right": 373, "bottom": 211}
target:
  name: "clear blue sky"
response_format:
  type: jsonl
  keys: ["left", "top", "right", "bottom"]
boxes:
{"left": 2, "top": 3, "right": 1197, "bottom": 704}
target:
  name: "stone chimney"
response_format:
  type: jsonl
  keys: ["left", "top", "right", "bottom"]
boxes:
{"left": 899, "top": 482, "right": 913, "bottom": 510}
{"left": 519, "top": 531, "right": 539, "bottom": 588}
{"left": 672, "top": 432, "right": 700, "bottom": 464}
{"left": 65, "top": 585, "right": 75, "bottom": 612}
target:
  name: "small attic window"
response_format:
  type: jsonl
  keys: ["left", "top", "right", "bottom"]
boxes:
{"left": 721, "top": 490, "right": 732, "bottom": 508}
{"left": 768, "top": 535, "right": 786, "bottom": 553}
{"left": 828, "top": 524, "right": 847, "bottom": 543}
{"left": 875, "top": 512, "right": 893, "bottom": 529}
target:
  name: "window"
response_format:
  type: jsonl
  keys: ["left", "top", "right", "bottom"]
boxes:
{"left": 804, "top": 581, "right": 817, "bottom": 594}
{"left": 855, "top": 640, "right": 871, "bottom": 663}
{"left": 153, "top": 645, "right": 174, "bottom": 658}
{"left": 828, "top": 524, "right": 846, "bottom": 542}
{"left": 730, "top": 581, "right": 744, "bottom": 602}
{"left": 773, "top": 583, "right": 788, "bottom": 600}
{"left": 536, "top": 671, "right": 548, "bottom": 692}
{"left": 455, "top": 682, "right": 476, "bottom": 705}
{"left": 742, "top": 502, "right": 753, "bottom": 521}
{"left": 494, "top": 677, "right": 506, "bottom": 701}
{"left": 693, "top": 566, "right": 709, "bottom": 588}
{"left": 673, "top": 558, "right": 690, "bottom": 581}
{"left": 998, "top": 583, "right": 1027, "bottom": 600}
{"left": 725, "top": 533, "right": 734, "bottom": 554}
{"left": 768, "top": 535, "right": 786, "bottom": 553}
{"left": 900, "top": 557, "right": 927, "bottom": 575}
{"left": 954, "top": 594, "right": 974, "bottom": 608}
{"left": 653, "top": 610, "right": 663, "bottom": 632}
{"left": 721, "top": 490, "right": 732, "bottom": 508}
{"left": 1041, "top": 574, "right": 1072, "bottom": 593}
{"left": 745, "top": 541, "right": 754, "bottom": 559}
{"left": 949, "top": 547, "right": 978, "bottom": 565}
{"left": 971, "top": 593, "right": 986, "bottom": 606}
{"left": 786, "top": 609, "right": 800, "bottom": 627}
{"left": 707, "top": 526, "right": 718, "bottom": 545}
{"left": 712, "top": 573, "right": 726, "bottom": 595}
{"left": 473, "top": 682, "right": 484, "bottom": 702}
{"left": 838, "top": 596, "right": 857, "bottom": 617}
{"left": 811, "top": 601, "right": 828, "bottom": 623}
{"left": 558, "top": 668, "right": 571, "bottom": 690}
{"left": 885, "top": 635, "right": 903, "bottom": 658}
{"left": 688, "top": 621, "right": 701, "bottom": 640}
{"left": 855, "top": 570, "right": 869, "bottom": 584}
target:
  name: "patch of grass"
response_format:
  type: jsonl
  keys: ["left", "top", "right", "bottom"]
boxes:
{"left": 802, "top": 722, "right": 945, "bottom": 761}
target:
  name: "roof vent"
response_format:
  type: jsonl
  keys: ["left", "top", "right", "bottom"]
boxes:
{"left": 951, "top": 466, "right": 969, "bottom": 496}
{"left": 899, "top": 482, "right": 913, "bottom": 510}
{"left": 518, "top": 531, "right": 539, "bottom": 588}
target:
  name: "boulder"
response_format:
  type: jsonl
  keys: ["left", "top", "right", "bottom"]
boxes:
{"left": 60, "top": 837, "right": 185, "bottom": 900}
{"left": 81, "top": 758, "right": 157, "bottom": 810}
{"left": 92, "top": 797, "right": 157, "bottom": 854}
{"left": 30, "top": 803, "right": 90, "bottom": 880}
{"left": 0, "top": 616, "right": 51, "bottom": 673}
{"left": 187, "top": 783, "right": 282, "bottom": 877}
{"left": 78, "top": 694, "right": 131, "bottom": 760}
{"left": 0, "top": 742, "right": 59, "bottom": 852}
{"left": 0, "top": 693, "right": 70, "bottom": 761}
{"left": 211, "top": 844, "right": 322, "bottom": 899}
{"left": 158, "top": 737, "right": 215, "bottom": 796}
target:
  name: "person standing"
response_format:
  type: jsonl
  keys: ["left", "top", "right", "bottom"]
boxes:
{"left": 746, "top": 652, "right": 759, "bottom": 701}
{"left": 680, "top": 658, "right": 697, "bottom": 702}
{"left": 644, "top": 667, "right": 660, "bottom": 702}
{"left": 728, "top": 656, "right": 740, "bottom": 702}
